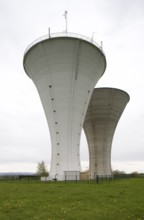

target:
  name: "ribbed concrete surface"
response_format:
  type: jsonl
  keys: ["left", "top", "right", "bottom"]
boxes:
{"left": 23, "top": 35, "right": 106, "bottom": 180}
{"left": 83, "top": 88, "right": 130, "bottom": 178}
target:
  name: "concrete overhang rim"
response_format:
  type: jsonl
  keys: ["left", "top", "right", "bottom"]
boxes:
{"left": 23, "top": 32, "right": 107, "bottom": 78}
{"left": 24, "top": 32, "right": 104, "bottom": 55}
{"left": 94, "top": 87, "right": 130, "bottom": 101}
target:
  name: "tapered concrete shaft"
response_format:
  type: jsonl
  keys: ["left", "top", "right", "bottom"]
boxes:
{"left": 83, "top": 88, "right": 130, "bottom": 178}
{"left": 23, "top": 33, "right": 106, "bottom": 180}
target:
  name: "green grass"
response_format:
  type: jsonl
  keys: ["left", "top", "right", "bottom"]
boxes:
{"left": 0, "top": 178, "right": 144, "bottom": 220}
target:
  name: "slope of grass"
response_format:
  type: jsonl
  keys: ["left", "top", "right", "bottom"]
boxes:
{"left": 0, "top": 178, "right": 144, "bottom": 220}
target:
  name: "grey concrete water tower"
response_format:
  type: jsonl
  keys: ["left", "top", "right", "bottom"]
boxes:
{"left": 83, "top": 88, "right": 130, "bottom": 179}
{"left": 23, "top": 32, "right": 106, "bottom": 180}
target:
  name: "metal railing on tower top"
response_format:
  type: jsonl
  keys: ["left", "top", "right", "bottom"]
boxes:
{"left": 24, "top": 32, "right": 104, "bottom": 56}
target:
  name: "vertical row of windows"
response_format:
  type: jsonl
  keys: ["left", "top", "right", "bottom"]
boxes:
{"left": 49, "top": 84, "right": 60, "bottom": 168}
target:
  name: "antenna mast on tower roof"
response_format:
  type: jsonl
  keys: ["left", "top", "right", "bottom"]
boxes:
{"left": 63, "top": 11, "right": 68, "bottom": 33}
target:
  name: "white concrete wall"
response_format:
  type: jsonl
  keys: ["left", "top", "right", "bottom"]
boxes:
{"left": 23, "top": 35, "right": 106, "bottom": 180}
{"left": 83, "top": 88, "right": 130, "bottom": 178}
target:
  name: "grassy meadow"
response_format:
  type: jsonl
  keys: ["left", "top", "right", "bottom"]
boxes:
{"left": 0, "top": 178, "right": 144, "bottom": 220}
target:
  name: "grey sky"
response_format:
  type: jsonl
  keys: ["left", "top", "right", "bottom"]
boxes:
{"left": 0, "top": 0, "right": 144, "bottom": 173}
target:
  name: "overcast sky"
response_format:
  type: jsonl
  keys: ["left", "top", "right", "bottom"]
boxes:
{"left": 0, "top": 0, "right": 144, "bottom": 173}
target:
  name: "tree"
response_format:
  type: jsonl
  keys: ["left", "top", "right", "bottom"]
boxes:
{"left": 130, "top": 171, "right": 139, "bottom": 177}
{"left": 112, "top": 170, "right": 126, "bottom": 177}
{"left": 36, "top": 161, "right": 48, "bottom": 177}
